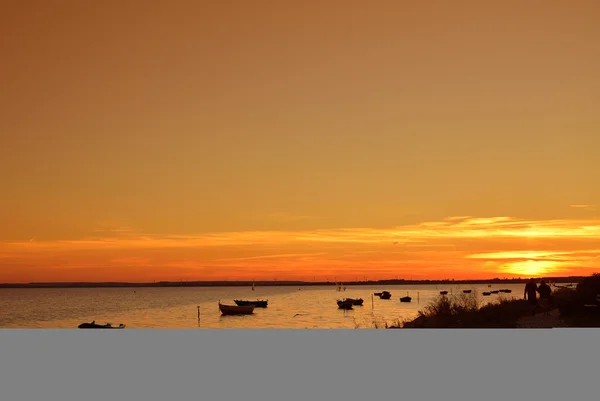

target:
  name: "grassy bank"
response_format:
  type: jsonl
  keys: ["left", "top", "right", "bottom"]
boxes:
{"left": 389, "top": 293, "right": 537, "bottom": 328}
{"left": 390, "top": 273, "right": 600, "bottom": 328}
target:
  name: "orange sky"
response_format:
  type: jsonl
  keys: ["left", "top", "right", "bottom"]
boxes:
{"left": 1, "top": 1, "right": 599, "bottom": 283}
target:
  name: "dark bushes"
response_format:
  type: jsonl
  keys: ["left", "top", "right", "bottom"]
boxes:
{"left": 401, "top": 294, "right": 533, "bottom": 328}
{"left": 555, "top": 274, "right": 600, "bottom": 326}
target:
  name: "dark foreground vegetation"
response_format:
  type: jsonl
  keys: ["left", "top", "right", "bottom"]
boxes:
{"left": 553, "top": 273, "right": 600, "bottom": 327}
{"left": 393, "top": 294, "right": 535, "bottom": 328}
{"left": 393, "top": 273, "right": 600, "bottom": 328}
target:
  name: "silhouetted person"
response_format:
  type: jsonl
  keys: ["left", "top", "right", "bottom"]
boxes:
{"left": 524, "top": 278, "right": 538, "bottom": 305}
{"left": 537, "top": 280, "right": 552, "bottom": 315}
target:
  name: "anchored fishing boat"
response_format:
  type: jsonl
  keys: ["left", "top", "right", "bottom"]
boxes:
{"left": 234, "top": 299, "right": 268, "bottom": 308}
{"left": 341, "top": 298, "right": 363, "bottom": 306}
{"left": 219, "top": 301, "right": 255, "bottom": 315}
{"left": 337, "top": 300, "right": 354, "bottom": 310}
{"left": 78, "top": 321, "right": 125, "bottom": 329}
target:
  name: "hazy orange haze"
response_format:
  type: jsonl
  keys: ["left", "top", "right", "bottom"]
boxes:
{"left": 1, "top": 1, "right": 599, "bottom": 282}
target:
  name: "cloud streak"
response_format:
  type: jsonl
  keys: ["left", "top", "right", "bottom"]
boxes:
{"left": 7, "top": 215, "right": 599, "bottom": 249}
{"left": 570, "top": 204, "right": 597, "bottom": 211}
{"left": 1, "top": 216, "right": 599, "bottom": 281}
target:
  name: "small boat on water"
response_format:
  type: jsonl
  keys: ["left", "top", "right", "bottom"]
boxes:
{"left": 498, "top": 289, "right": 512, "bottom": 293}
{"left": 440, "top": 291, "right": 449, "bottom": 295}
{"left": 375, "top": 291, "right": 392, "bottom": 299}
{"left": 219, "top": 301, "right": 255, "bottom": 315}
{"left": 78, "top": 321, "right": 125, "bottom": 329}
{"left": 341, "top": 298, "right": 363, "bottom": 306}
{"left": 400, "top": 296, "right": 412, "bottom": 303}
{"left": 337, "top": 300, "right": 354, "bottom": 310}
{"left": 463, "top": 290, "right": 472, "bottom": 294}
{"left": 490, "top": 290, "right": 499, "bottom": 294}
{"left": 234, "top": 299, "right": 268, "bottom": 308}
{"left": 482, "top": 292, "right": 491, "bottom": 296}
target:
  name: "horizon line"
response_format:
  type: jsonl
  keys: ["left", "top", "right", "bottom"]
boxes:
{"left": 0, "top": 275, "right": 587, "bottom": 288}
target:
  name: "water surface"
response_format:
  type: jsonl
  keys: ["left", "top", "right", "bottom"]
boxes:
{"left": 0, "top": 283, "right": 546, "bottom": 328}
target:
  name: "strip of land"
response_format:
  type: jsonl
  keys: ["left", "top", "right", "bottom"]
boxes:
{"left": 0, "top": 277, "right": 584, "bottom": 289}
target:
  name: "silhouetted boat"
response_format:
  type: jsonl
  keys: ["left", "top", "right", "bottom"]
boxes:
{"left": 482, "top": 292, "right": 491, "bottom": 296}
{"left": 219, "top": 302, "right": 255, "bottom": 315}
{"left": 337, "top": 300, "right": 354, "bottom": 309}
{"left": 234, "top": 299, "right": 268, "bottom": 308}
{"left": 504, "top": 289, "right": 512, "bottom": 293}
{"left": 375, "top": 291, "right": 391, "bottom": 299}
{"left": 440, "top": 291, "right": 448, "bottom": 295}
{"left": 341, "top": 298, "right": 363, "bottom": 306}
{"left": 78, "top": 321, "right": 125, "bottom": 329}
{"left": 400, "top": 296, "right": 412, "bottom": 303}
{"left": 463, "top": 290, "right": 472, "bottom": 294}
{"left": 490, "top": 290, "right": 499, "bottom": 294}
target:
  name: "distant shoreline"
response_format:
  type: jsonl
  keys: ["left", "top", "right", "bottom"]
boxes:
{"left": 0, "top": 276, "right": 584, "bottom": 289}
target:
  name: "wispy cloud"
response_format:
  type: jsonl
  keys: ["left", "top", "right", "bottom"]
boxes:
{"left": 214, "top": 252, "right": 326, "bottom": 262}
{"left": 3, "top": 216, "right": 600, "bottom": 250}
{"left": 466, "top": 251, "right": 575, "bottom": 260}
{"left": 570, "top": 204, "right": 597, "bottom": 211}
{"left": 2, "top": 216, "right": 600, "bottom": 281}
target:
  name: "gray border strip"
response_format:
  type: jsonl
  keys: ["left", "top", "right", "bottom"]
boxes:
{"left": 1, "top": 329, "right": 598, "bottom": 401}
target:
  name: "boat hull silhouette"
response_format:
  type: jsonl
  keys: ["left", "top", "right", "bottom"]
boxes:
{"left": 234, "top": 300, "right": 268, "bottom": 308}
{"left": 78, "top": 322, "right": 125, "bottom": 329}
{"left": 219, "top": 303, "right": 255, "bottom": 315}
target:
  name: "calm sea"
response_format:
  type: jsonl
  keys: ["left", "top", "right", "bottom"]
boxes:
{"left": 0, "top": 283, "right": 547, "bottom": 329}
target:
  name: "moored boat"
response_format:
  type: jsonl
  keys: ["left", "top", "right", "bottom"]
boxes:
{"left": 482, "top": 292, "right": 491, "bottom": 296}
{"left": 463, "top": 290, "right": 472, "bottom": 294}
{"left": 78, "top": 321, "right": 125, "bottom": 329}
{"left": 341, "top": 298, "right": 364, "bottom": 306}
{"left": 375, "top": 291, "right": 391, "bottom": 299}
{"left": 440, "top": 291, "right": 448, "bottom": 295}
{"left": 219, "top": 302, "right": 255, "bottom": 315}
{"left": 400, "top": 296, "right": 412, "bottom": 303}
{"left": 337, "top": 300, "right": 354, "bottom": 310}
{"left": 234, "top": 299, "right": 268, "bottom": 308}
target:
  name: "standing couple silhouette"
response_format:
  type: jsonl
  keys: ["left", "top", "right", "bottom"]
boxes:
{"left": 524, "top": 278, "right": 552, "bottom": 315}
